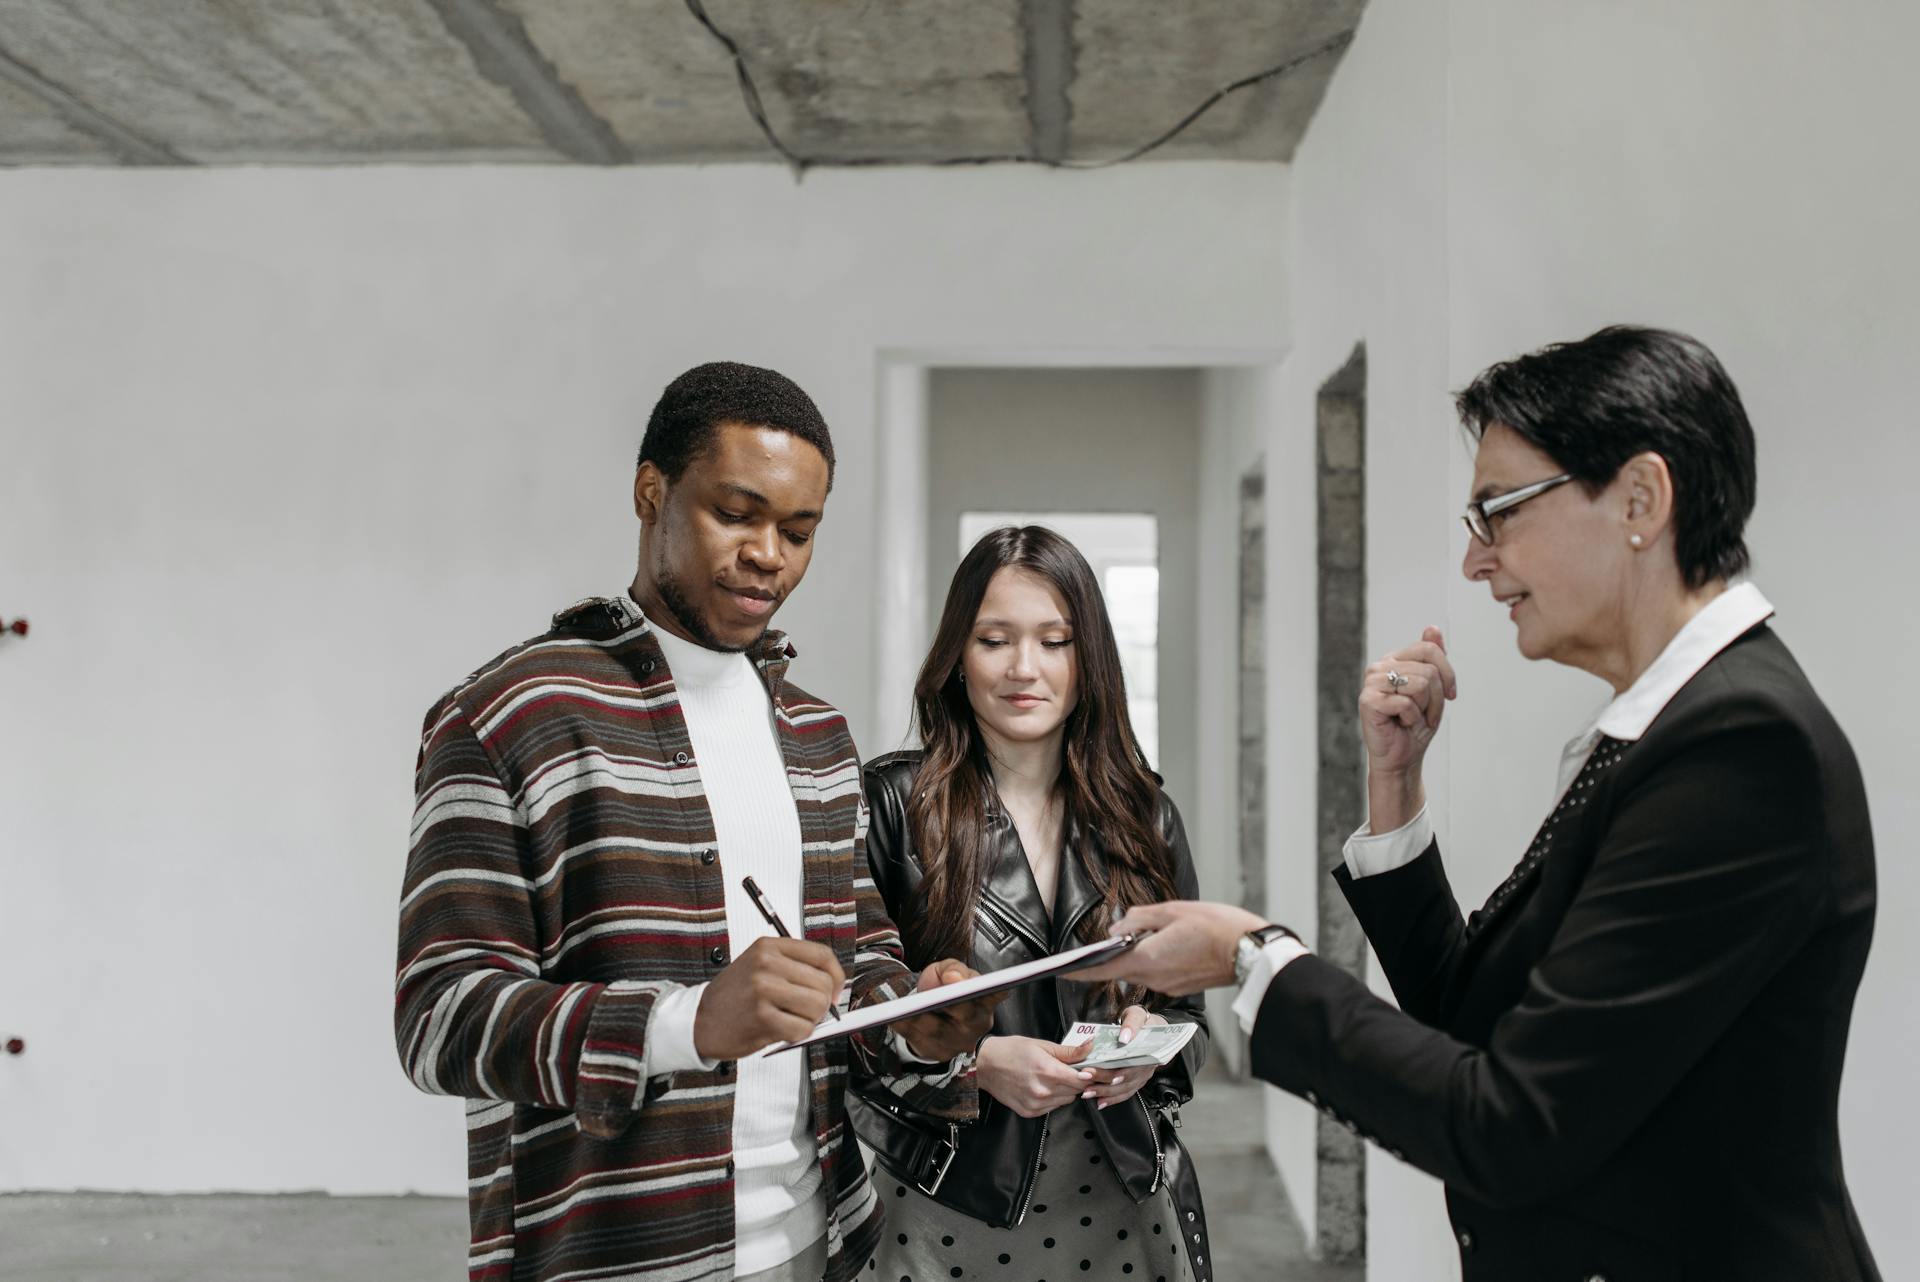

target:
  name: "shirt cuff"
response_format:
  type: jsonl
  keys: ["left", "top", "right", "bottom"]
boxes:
{"left": 641, "top": 982, "right": 718, "bottom": 1080}
{"left": 1231, "top": 934, "right": 1312, "bottom": 1036}
{"left": 887, "top": 1026, "right": 942, "bottom": 1066}
{"left": 885, "top": 1027, "right": 974, "bottom": 1087}
{"left": 1343, "top": 804, "right": 1433, "bottom": 879}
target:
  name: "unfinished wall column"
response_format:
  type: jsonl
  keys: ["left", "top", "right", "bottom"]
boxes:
{"left": 1313, "top": 342, "right": 1368, "bottom": 1262}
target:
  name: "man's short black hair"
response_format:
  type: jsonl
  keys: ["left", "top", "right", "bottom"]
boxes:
{"left": 1455, "top": 325, "right": 1756, "bottom": 589}
{"left": 639, "top": 361, "right": 836, "bottom": 487}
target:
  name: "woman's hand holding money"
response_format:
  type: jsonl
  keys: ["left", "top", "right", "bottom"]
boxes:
{"left": 1078, "top": 1005, "right": 1166, "bottom": 1110}
{"left": 977, "top": 1035, "right": 1120, "bottom": 1118}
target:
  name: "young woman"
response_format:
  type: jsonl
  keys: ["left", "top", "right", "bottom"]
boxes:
{"left": 853, "top": 525, "right": 1209, "bottom": 1282}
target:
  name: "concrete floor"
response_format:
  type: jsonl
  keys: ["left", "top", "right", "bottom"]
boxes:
{"left": 0, "top": 1192, "right": 464, "bottom": 1281}
{"left": 1, "top": 1067, "right": 1361, "bottom": 1282}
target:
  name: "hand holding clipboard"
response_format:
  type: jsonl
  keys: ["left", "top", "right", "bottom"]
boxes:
{"left": 739, "top": 875, "right": 1004, "bottom": 1060}
{"left": 768, "top": 931, "right": 1148, "bottom": 1054}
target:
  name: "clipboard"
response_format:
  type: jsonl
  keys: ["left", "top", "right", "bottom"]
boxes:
{"left": 766, "top": 931, "right": 1146, "bottom": 1054}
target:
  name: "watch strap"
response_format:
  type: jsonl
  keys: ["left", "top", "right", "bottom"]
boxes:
{"left": 1234, "top": 923, "right": 1299, "bottom": 985}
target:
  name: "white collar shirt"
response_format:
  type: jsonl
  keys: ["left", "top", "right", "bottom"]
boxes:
{"left": 1550, "top": 580, "right": 1776, "bottom": 804}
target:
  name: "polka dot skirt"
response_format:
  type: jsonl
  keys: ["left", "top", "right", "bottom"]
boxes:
{"left": 864, "top": 1115, "right": 1197, "bottom": 1282}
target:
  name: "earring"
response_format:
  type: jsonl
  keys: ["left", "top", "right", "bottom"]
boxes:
{"left": 1629, "top": 534, "right": 1644, "bottom": 547}
{"left": 956, "top": 671, "right": 966, "bottom": 684}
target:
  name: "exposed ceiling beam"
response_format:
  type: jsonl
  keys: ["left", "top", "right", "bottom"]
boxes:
{"left": 426, "top": 0, "right": 629, "bottom": 165}
{"left": 0, "top": 41, "right": 189, "bottom": 166}
{"left": 1021, "top": 0, "right": 1075, "bottom": 164}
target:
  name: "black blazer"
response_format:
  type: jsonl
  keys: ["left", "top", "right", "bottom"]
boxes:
{"left": 1250, "top": 624, "right": 1879, "bottom": 1281}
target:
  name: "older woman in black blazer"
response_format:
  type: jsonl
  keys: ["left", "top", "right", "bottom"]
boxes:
{"left": 1082, "top": 326, "right": 1880, "bottom": 1281}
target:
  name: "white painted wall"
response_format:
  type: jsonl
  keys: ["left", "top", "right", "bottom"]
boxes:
{"left": 0, "top": 163, "right": 1287, "bottom": 1195}
{"left": 1194, "top": 364, "right": 1326, "bottom": 1216}
{"left": 1282, "top": 0, "right": 1920, "bottom": 1274}
{"left": 1261, "top": 0, "right": 1459, "bottom": 1266}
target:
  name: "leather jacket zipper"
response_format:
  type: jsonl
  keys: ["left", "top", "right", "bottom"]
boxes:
{"left": 1014, "top": 1115, "right": 1052, "bottom": 1225}
{"left": 1139, "top": 1095, "right": 1164, "bottom": 1194}
{"left": 978, "top": 892, "right": 1046, "bottom": 958}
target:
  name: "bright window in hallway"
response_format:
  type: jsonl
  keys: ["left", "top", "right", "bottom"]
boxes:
{"left": 957, "top": 512, "right": 1159, "bottom": 769}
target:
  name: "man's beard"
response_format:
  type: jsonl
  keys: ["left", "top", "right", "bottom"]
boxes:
{"left": 655, "top": 568, "right": 760, "bottom": 654}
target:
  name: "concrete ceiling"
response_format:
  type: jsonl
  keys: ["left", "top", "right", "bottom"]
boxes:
{"left": 0, "top": 1, "right": 1366, "bottom": 168}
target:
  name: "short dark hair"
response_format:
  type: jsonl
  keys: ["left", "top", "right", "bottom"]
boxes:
{"left": 638, "top": 361, "right": 836, "bottom": 487}
{"left": 1454, "top": 326, "right": 1756, "bottom": 588}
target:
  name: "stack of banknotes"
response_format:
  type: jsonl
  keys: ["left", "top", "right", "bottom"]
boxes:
{"left": 1060, "top": 1019, "right": 1198, "bottom": 1070}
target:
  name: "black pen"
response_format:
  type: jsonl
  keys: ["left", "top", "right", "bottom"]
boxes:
{"left": 742, "top": 875, "right": 842, "bottom": 1021}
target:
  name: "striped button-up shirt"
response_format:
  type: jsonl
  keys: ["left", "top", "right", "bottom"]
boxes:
{"left": 396, "top": 595, "right": 972, "bottom": 1282}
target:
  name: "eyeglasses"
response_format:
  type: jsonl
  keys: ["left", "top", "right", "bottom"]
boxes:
{"left": 1461, "top": 473, "right": 1573, "bottom": 546}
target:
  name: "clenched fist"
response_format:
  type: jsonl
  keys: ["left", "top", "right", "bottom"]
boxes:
{"left": 1359, "top": 625, "right": 1459, "bottom": 833}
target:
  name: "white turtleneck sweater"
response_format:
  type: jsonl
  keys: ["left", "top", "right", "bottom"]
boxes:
{"left": 641, "top": 623, "right": 825, "bottom": 1274}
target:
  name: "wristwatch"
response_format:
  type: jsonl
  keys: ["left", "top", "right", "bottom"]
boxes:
{"left": 1232, "top": 923, "right": 1300, "bottom": 986}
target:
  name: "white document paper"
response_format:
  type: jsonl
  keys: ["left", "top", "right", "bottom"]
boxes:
{"left": 767, "top": 932, "right": 1143, "bottom": 1054}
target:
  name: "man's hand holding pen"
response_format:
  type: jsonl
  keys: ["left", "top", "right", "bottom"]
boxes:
{"left": 702, "top": 874, "right": 1000, "bottom": 1063}
{"left": 696, "top": 875, "right": 850, "bottom": 1060}
{"left": 693, "top": 935, "right": 849, "bottom": 1061}
{"left": 693, "top": 946, "right": 1002, "bottom": 1064}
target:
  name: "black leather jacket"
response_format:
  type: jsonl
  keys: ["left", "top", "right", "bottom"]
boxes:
{"left": 850, "top": 751, "right": 1213, "bottom": 1279}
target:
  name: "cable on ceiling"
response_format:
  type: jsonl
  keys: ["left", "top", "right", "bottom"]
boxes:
{"left": 681, "top": 0, "right": 1356, "bottom": 176}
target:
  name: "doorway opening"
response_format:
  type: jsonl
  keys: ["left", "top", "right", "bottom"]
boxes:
{"left": 918, "top": 367, "right": 1200, "bottom": 815}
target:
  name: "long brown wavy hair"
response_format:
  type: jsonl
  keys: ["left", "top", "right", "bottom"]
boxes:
{"left": 902, "top": 525, "right": 1181, "bottom": 1014}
